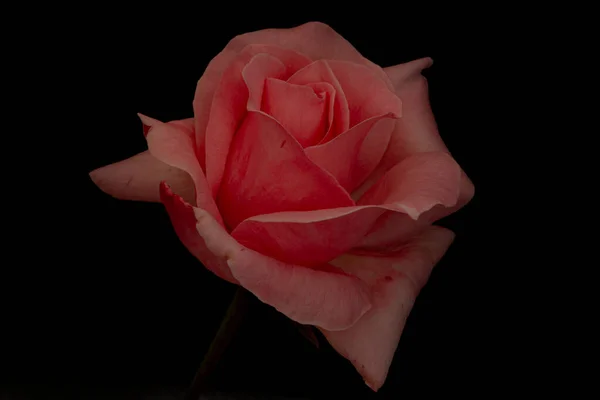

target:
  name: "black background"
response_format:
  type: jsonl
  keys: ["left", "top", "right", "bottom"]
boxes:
{"left": 4, "top": 7, "right": 524, "bottom": 399}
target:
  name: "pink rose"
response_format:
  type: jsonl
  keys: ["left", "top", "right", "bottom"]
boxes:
{"left": 90, "top": 22, "right": 474, "bottom": 391}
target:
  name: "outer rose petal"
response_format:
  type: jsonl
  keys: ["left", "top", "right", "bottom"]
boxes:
{"left": 357, "top": 173, "right": 475, "bottom": 251}
{"left": 203, "top": 45, "right": 311, "bottom": 198}
{"left": 138, "top": 114, "right": 222, "bottom": 225}
{"left": 358, "top": 152, "right": 461, "bottom": 220}
{"left": 262, "top": 78, "right": 329, "bottom": 147}
{"left": 193, "top": 207, "right": 372, "bottom": 331}
{"left": 305, "top": 114, "right": 396, "bottom": 193}
{"left": 380, "top": 58, "right": 447, "bottom": 167}
{"left": 160, "top": 183, "right": 236, "bottom": 283}
{"left": 321, "top": 226, "right": 456, "bottom": 391}
{"left": 288, "top": 60, "right": 350, "bottom": 141}
{"left": 326, "top": 60, "right": 403, "bottom": 127}
{"left": 355, "top": 58, "right": 474, "bottom": 210}
{"left": 352, "top": 59, "right": 475, "bottom": 244}
{"left": 217, "top": 111, "right": 354, "bottom": 230}
{"left": 231, "top": 151, "right": 460, "bottom": 267}
{"left": 226, "top": 22, "right": 394, "bottom": 89}
{"left": 89, "top": 150, "right": 194, "bottom": 204}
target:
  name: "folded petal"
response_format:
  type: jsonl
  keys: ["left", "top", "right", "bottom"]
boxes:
{"left": 139, "top": 114, "right": 222, "bottom": 224}
{"left": 382, "top": 58, "right": 447, "bottom": 164}
{"left": 231, "top": 207, "right": 385, "bottom": 267}
{"left": 288, "top": 60, "right": 350, "bottom": 142}
{"left": 242, "top": 53, "right": 286, "bottom": 111}
{"left": 358, "top": 152, "right": 461, "bottom": 220}
{"left": 203, "top": 45, "right": 311, "bottom": 198}
{"left": 225, "top": 22, "right": 394, "bottom": 90}
{"left": 89, "top": 151, "right": 194, "bottom": 204}
{"left": 356, "top": 172, "right": 475, "bottom": 251}
{"left": 159, "top": 183, "right": 236, "bottom": 283}
{"left": 194, "top": 43, "right": 311, "bottom": 167}
{"left": 217, "top": 111, "right": 354, "bottom": 231}
{"left": 230, "top": 151, "right": 460, "bottom": 268}
{"left": 321, "top": 226, "right": 456, "bottom": 391}
{"left": 355, "top": 58, "right": 474, "bottom": 212}
{"left": 305, "top": 114, "right": 396, "bottom": 193}
{"left": 262, "top": 78, "right": 329, "bottom": 147}
{"left": 194, "top": 207, "right": 372, "bottom": 331}
{"left": 354, "top": 211, "right": 431, "bottom": 252}
{"left": 327, "top": 60, "right": 402, "bottom": 127}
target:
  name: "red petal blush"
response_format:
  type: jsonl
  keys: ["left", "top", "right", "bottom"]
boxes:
{"left": 217, "top": 111, "right": 355, "bottom": 231}
{"left": 139, "top": 114, "right": 222, "bottom": 225}
{"left": 89, "top": 151, "right": 195, "bottom": 204}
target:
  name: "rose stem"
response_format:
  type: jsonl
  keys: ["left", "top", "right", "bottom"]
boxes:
{"left": 184, "top": 286, "right": 249, "bottom": 399}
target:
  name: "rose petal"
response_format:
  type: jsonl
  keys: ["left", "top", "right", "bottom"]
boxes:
{"left": 203, "top": 45, "right": 311, "bottom": 198}
{"left": 381, "top": 58, "right": 447, "bottom": 165}
{"left": 262, "top": 78, "right": 329, "bottom": 147}
{"left": 288, "top": 60, "right": 350, "bottom": 142}
{"left": 139, "top": 114, "right": 222, "bottom": 225}
{"left": 159, "top": 183, "right": 236, "bottom": 283}
{"left": 231, "top": 151, "right": 460, "bottom": 267}
{"left": 327, "top": 60, "right": 402, "bottom": 127}
{"left": 355, "top": 58, "right": 475, "bottom": 213}
{"left": 321, "top": 226, "right": 456, "bottom": 391}
{"left": 305, "top": 114, "right": 396, "bottom": 193}
{"left": 217, "top": 111, "right": 354, "bottom": 231}
{"left": 231, "top": 207, "right": 385, "bottom": 267}
{"left": 89, "top": 150, "right": 194, "bottom": 204}
{"left": 356, "top": 173, "right": 475, "bottom": 252}
{"left": 242, "top": 53, "right": 287, "bottom": 111}
{"left": 358, "top": 152, "right": 461, "bottom": 220}
{"left": 354, "top": 211, "right": 430, "bottom": 252}
{"left": 224, "top": 22, "right": 394, "bottom": 90}
{"left": 193, "top": 207, "right": 372, "bottom": 331}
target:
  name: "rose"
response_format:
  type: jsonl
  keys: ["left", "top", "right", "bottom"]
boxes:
{"left": 90, "top": 22, "right": 474, "bottom": 391}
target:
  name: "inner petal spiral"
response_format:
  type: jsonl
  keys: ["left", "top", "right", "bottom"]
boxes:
{"left": 261, "top": 78, "right": 334, "bottom": 147}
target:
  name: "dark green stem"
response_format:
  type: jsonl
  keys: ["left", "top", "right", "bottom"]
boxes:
{"left": 184, "top": 287, "right": 249, "bottom": 399}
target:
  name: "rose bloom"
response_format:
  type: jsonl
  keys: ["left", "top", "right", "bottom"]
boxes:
{"left": 90, "top": 22, "right": 474, "bottom": 390}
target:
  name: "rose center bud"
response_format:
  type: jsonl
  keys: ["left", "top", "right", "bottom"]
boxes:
{"left": 261, "top": 78, "right": 335, "bottom": 147}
